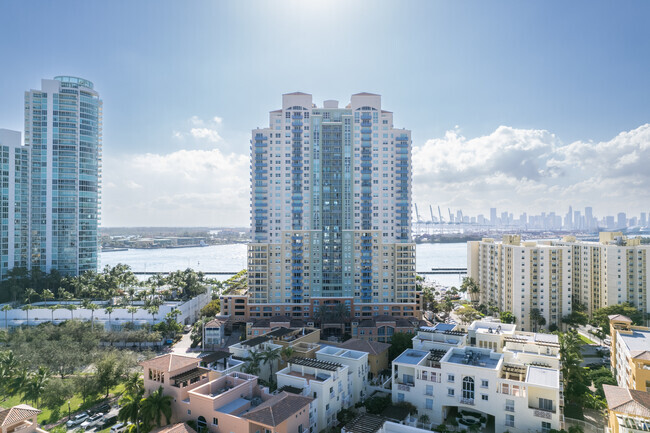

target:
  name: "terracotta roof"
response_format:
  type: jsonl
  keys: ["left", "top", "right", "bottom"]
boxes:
{"left": 0, "top": 404, "right": 41, "bottom": 427}
{"left": 205, "top": 317, "right": 228, "bottom": 328}
{"left": 140, "top": 354, "right": 199, "bottom": 372}
{"left": 150, "top": 423, "right": 197, "bottom": 433}
{"left": 609, "top": 314, "right": 633, "bottom": 322}
{"left": 339, "top": 339, "right": 390, "bottom": 355}
{"left": 241, "top": 392, "right": 312, "bottom": 426}
{"left": 603, "top": 385, "right": 650, "bottom": 418}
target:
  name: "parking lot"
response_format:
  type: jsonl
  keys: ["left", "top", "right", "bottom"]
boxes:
{"left": 65, "top": 405, "right": 121, "bottom": 433}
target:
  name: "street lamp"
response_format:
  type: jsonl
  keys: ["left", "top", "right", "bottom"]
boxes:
{"left": 68, "top": 401, "right": 71, "bottom": 420}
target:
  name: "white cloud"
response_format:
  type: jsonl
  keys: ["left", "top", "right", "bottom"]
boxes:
{"left": 190, "top": 127, "right": 222, "bottom": 143}
{"left": 173, "top": 116, "right": 224, "bottom": 145}
{"left": 413, "top": 123, "right": 650, "bottom": 216}
{"left": 102, "top": 148, "right": 249, "bottom": 227}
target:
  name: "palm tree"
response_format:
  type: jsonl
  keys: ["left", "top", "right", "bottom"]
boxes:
{"left": 530, "top": 308, "right": 546, "bottom": 332}
{"left": 24, "top": 366, "right": 50, "bottom": 407}
{"left": 127, "top": 306, "right": 139, "bottom": 326}
{"left": 147, "top": 305, "right": 159, "bottom": 325}
{"left": 48, "top": 305, "right": 60, "bottom": 324}
{"left": 10, "top": 368, "right": 29, "bottom": 399}
{"left": 82, "top": 300, "right": 100, "bottom": 331}
{"left": 280, "top": 346, "right": 295, "bottom": 364}
{"left": 41, "top": 289, "right": 54, "bottom": 307}
{"left": 261, "top": 347, "right": 282, "bottom": 383}
{"left": 64, "top": 304, "right": 77, "bottom": 321}
{"left": 105, "top": 306, "right": 115, "bottom": 332}
{"left": 21, "top": 305, "right": 34, "bottom": 325}
{"left": 1, "top": 304, "right": 11, "bottom": 330}
{"left": 123, "top": 372, "right": 144, "bottom": 397}
{"left": 24, "top": 288, "right": 38, "bottom": 305}
{"left": 140, "top": 386, "right": 173, "bottom": 429}
{"left": 119, "top": 388, "right": 144, "bottom": 433}
{"left": 242, "top": 350, "right": 263, "bottom": 376}
{"left": 0, "top": 351, "right": 19, "bottom": 400}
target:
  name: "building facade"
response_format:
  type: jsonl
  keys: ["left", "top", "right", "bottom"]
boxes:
{"left": 609, "top": 315, "right": 650, "bottom": 392}
{"left": 0, "top": 129, "right": 30, "bottom": 280}
{"left": 393, "top": 321, "right": 564, "bottom": 433}
{"left": 24, "top": 76, "right": 102, "bottom": 275}
{"left": 555, "top": 233, "right": 650, "bottom": 317}
{"left": 467, "top": 235, "right": 573, "bottom": 331}
{"left": 241, "top": 92, "right": 416, "bottom": 322}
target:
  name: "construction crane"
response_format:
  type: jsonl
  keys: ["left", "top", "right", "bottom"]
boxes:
{"left": 429, "top": 205, "right": 435, "bottom": 223}
{"left": 437, "top": 206, "right": 444, "bottom": 223}
{"left": 448, "top": 208, "right": 453, "bottom": 224}
{"left": 414, "top": 203, "right": 421, "bottom": 222}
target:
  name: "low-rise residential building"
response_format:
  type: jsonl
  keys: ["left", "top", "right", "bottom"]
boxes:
{"left": 316, "top": 346, "right": 370, "bottom": 403}
{"left": 354, "top": 315, "right": 423, "bottom": 342}
{"left": 228, "top": 336, "right": 283, "bottom": 382}
{"left": 610, "top": 315, "right": 650, "bottom": 391}
{"left": 338, "top": 339, "right": 391, "bottom": 378}
{"left": 202, "top": 317, "right": 229, "bottom": 350}
{"left": 392, "top": 320, "right": 564, "bottom": 433}
{"left": 198, "top": 351, "right": 244, "bottom": 377}
{"left": 343, "top": 414, "right": 432, "bottom": 433}
{"left": 276, "top": 357, "right": 351, "bottom": 432}
{"left": 140, "top": 354, "right": 313, "bottom": 433}
{"left": 603, "top": 384, "right": 650, "bottom": 433}
{"left": 0, "top": 404, "right": 47, "bottom": 433}
{"left": 246, "top": 315, "right": 306, "bottom": 337}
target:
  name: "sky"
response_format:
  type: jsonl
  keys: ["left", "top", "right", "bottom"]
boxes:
{"left": 1, "top": 0, "right": 649, "bottom": 227}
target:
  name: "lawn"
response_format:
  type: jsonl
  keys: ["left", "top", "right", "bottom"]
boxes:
{"left": 579, "top": 334, "right": 596, "bottom": 345}
{"left": 1, "top": 382, "right": 125, "bottom": 426}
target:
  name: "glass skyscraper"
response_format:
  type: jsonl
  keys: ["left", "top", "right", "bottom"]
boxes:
{"left": 245, "top": 92, "right": 416, "bottom": 321}
{"left": 0, "top": 129, "right": 30, "bottom": 280}
{"left": 24, "top": 76, "right": 102, "bottom": 275}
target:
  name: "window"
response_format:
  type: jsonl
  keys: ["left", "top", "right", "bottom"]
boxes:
{"left": 481, "top": 394, "right": 488, "bottom": 401}
{"left": 481, "top": 379, "right": 488, "bottom": 388}
{"left": 505, "top": 414, "right": 515, "bottom": 427}
{"left": 426, "top": 385, "right": 433, "bottom": 396}
{"left": 542, "top": 422, "right": 551, "bottom": 433}
{"left": 298, "top": 425, "right": 304, "bottom": 433}
{"left": 398, "top": 393, "right": 404, "bottom": 402}
{"left": 426, "top": 398, "right": 433, "bottom": 409}
{"left": 505, "top": 399, "right": 515, "bottom": 412}
{"left": 447, "top": 388, "right": 455, "bottom": 397}
{"left": 447, "top": 374, "right": 455, "bottom": 382}
{"left": 212, "top": 418, "right": 218, "bottom": 426}
{"left": 539, "top": 398, "right": 553, "bottom": 412}
{"left": 462, "top": 376, "right": 475, "bottom": 401}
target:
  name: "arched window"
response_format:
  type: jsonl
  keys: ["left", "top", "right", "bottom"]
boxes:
{"left": 197, "top": 416, "right": 207, "bottom": 432}
{"left": 462, "top": 376, "right": 475, "bottom": 401}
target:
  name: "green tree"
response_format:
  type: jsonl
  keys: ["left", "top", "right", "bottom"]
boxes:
{"left": 261, "top": 347, "right": 281, "bottom": 383}
{"left": 127, "top": 306, "right": 139, "bottom": 326}
{"left": 200, "top": 299, "right": 221, "bottom": 318}
{"left": 105, "top": 306, "right": 115, "bottom": 332}
{"left": 593, "top": 303, "right": 644, "bottom": 334}
{"left": 95, "top": 350, "right": 128, "bottom": 397}
{"left": 74, "top": 374, "right": 101, "bottom": 405}
{"left": 147, "top": 305, "right": 159, "bottom": 325}
{"left": 82, "top": 300, "right": 100, "bottom": 331}
{"left": 559, "top": 330, "right": 589, "bottom": 406}
{"left": 140, "top": 386, "right": 173, "bottom": 429}
{"left": 457, "top": 306, "right": 482, "bottom": 324}
{"left": 42, "top": 289, "right": 54, "bottom": 307}
{"left": 2, "top": 304, "right": 11, "bottom": 330}
{"left": 500, "top": 311, "right": 516, "bottom": 324}
{"left": 21, "top": 304, "right": 34, "bottom": 325}
{"left": 41, "top": 377, "right": 75, "bottom": 410}
{"left": 530, "top": 308, "right": 546, "bottom": 332}
{"left": 280, "top": 346, "right": 295, "bottom": 363}
{"left": 64, "top": 303, "right": 77, "bottom": 321}
{"left": 123, "top": 371, "right": 144, "bottom": 398}
{"left": 242, "top": 350, "right": 263, "bottom": 376}
{"left": 388, "top": 332, "right": 414, "bottom": 362}
{"left": 461, "top": 277, "right": 480, "bottom": 303}
{"left": 119, "top": 387, "right": 144, "bottom": 433}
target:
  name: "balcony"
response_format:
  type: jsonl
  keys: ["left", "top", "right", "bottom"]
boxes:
{"left": 397, "top": 383, "right": 412, "bottom": 391}
{"left": 459, "top": 397, "right": 475, "bottom": 406}
{"left": 532, "top": 408, "right": 554, "bottom": 419}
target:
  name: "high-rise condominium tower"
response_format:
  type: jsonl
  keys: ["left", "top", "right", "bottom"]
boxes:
{"left": 244, "top": 92, "right": 416, "bottom": 321}
{"left": 0, "top": 129, "right": 30, "bottom": 280}
{"left": 24, "top": 77, "right": 102, "bottom": 275}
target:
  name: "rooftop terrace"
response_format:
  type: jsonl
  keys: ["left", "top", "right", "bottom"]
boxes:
{"left": 395, "top": 349, "right": 428, "bottom": 365}
{"left": 445, "top": 348, "right": 501, "bottom": 369}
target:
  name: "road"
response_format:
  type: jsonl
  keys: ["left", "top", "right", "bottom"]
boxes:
{"left": 171, "top": 331, "right": 201, "bottom": 357}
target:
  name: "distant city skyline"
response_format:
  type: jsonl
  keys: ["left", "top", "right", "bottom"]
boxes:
{"left": 1, "top": 1, "right": 650, "bottom": 226}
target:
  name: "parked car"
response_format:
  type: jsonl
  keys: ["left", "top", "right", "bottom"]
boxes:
{"left": 93, "top": 403, "right": 111, "bottom": 414}
{"left": 66, "top": 413, "right": 89, "bottom": 428}
{"left": 111, "top": 422, "right": 131, "bottom": 433}
{"left": 101, "top": 415, "right": 118, "bottom": 429}
{"left": 183, "top": 325, "right": 191, "bottom": 333}
{"left": 80, "top": 413, "right": 104, "bottom": 430}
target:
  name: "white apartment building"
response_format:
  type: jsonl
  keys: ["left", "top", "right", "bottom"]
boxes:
{"left": 276, "top": 356, "right": 352, "bottom": 432}
{"left": 468, "top": 235, "right": 573, "bottom": 331}
{"left": 554, "top": 233, "right": 650, "bottom": 316}
{"left": 316, "top": 345, "right": 370, "bottom": 404}
{"left": 228, "top": 336, "right": 283, "bottom": 383}
{"left": 392, "top": 321, "right": 564, "bottom": 433}
{"left": 245, "top": 92, "right": 416, "bottom": 323}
